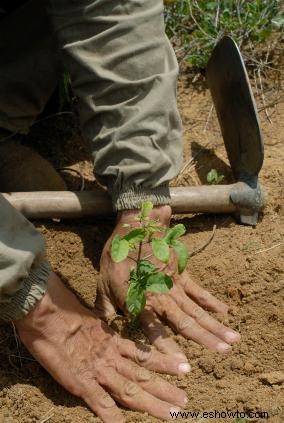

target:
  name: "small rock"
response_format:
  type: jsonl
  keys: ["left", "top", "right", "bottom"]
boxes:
{"left": 258, "top": 371, "right": 284, "bottom": 385}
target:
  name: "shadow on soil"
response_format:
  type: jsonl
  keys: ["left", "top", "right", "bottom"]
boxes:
{"left": 191, "top": 141, "right": 234, "bottom": 185}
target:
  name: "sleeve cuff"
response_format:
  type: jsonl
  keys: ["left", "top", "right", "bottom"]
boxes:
{"left": 110, "top": 184, "right": 171, "bottom": 211}
{"left": 0, "top": 260, "right": 50, "bottom": 321}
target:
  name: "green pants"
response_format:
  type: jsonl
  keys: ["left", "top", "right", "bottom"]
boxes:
{"left": 0, "top": 0, "right": 182, "bottom": 320}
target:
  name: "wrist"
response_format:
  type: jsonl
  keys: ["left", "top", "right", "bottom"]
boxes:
{"left": 14, "top": 272, "right": 84, "bottom": 336}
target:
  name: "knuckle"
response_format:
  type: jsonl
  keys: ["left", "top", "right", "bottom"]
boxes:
{"left": 134, "top": 345, "right": 152, "bottom": 365}
{"left": 121, "top": 382, "right": 140, "bottom": 400}
{"left": 198, "top": 290, "right": 212, "bottom": 304}
{"left": 94, "top": 361, "right": 113, "bottom": 385}
{"left": 178, "top": 316, "right": 194, "bottom": 332}
{"left": 191, "top": 305, "right": 207, "bottom": 322}
{"left": 98, "top": 393, "right": 116, "bottom": 409}
{"left": 135, "top": 367, "right": 152, "bottom": 383}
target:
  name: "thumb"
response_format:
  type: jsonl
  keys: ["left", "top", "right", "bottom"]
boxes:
{"left": 95, "top": 287, "right": 117, "bottom": 321}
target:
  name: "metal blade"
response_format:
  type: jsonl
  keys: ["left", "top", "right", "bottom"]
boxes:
{"left": 206, "top": 36, "right": 264, "bottom": 182}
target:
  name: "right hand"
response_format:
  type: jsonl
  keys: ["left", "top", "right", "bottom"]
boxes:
{"left": 15, "top": 272, "right": 188, "bottom": 423}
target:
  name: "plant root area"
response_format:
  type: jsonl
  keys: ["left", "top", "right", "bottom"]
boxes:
{"left": 0, "top": 74, "right": 283, "bottom": 423}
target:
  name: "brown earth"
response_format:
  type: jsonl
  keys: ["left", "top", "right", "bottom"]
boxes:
{"left": 0, "top": 72, "right": 283, "bottom": 423}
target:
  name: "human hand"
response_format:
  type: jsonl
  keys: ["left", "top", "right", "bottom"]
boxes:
{"left": 97, "top": 205, "right": 240, "bottom": 357}
{"left": 15, "top": 272, "right": 188, "bottom": 423}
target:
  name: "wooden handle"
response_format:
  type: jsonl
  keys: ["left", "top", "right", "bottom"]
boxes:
{"left": 2, "top": 185, "right": 238, "bottom": 219}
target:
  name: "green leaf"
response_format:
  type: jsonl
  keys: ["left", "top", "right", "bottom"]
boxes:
{"left": 137, "top": 259, "right": 157, "bottom": 276}
{"left": 146, "top": 272, "right": 173, "bottom": 293}
{"left": 206, "top": 169, "right": 224, "bottom": 184}
{"left": 151, "top": 238, "right": 170, "bottom": 263}
{"left": 207, "top": 169, "right": 218, "bottom": 184}
{"left": 126, "top": 282, "right": 146, "bottom": 316}
{"left": 111, "top": 235, "right": 129, "bottom": 263}
{"left": 146, "top": 219, "right": 162, "bottom": 234}
{"left": 171, "top": 240, "right": 189, "bottom": 274}
{"left": 164, "top": 224, "right": 186, "bottom": 244}
{"left": 139, "top": 201, "right": 153, "bottom": 219}
{"left": 124, "top": 228, "right": 147, "bottom": 248}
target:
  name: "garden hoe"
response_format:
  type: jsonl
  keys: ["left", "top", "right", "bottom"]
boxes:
{"left": 3, "top": 36, "right": 264, "bottom": 226}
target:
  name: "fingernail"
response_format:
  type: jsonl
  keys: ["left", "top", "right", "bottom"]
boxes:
{"left": 178, "top": 363, "right": 191, "bottom": 374}
{"left": 225, "top": 331, "right": 241, "bottom": 343}
{"left": 217, "top": 342, "right": 232, "bottom": 353}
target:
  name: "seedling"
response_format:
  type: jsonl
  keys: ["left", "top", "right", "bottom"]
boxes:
{"left": 207, "top": 168, "right": 224, "bottom": 185}
{"left": 111, "top": 201, "right": 189, "bottom": 316}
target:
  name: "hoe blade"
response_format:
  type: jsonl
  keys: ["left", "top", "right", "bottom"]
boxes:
{"left": 206, "top": 36, "right": 264, "bottom": 182}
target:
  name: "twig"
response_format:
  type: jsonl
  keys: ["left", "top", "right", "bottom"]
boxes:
{"left": 179, "top": 142, "right": 210, "bottom": 176}
{"left": 190, "top": 225, "right": 217, "bottom": 257}
{"left": 214, "top": 0, "right": 220, "bottom": 29}
{"left": 254, "top": 242, "right": 283, "bottom": 255}
{"left": 258, "top": 97, "right": 284, "bottom": 112}
{"left": 8, "top": 354, "right": 36, "bottom": 363}
{"left": 40, "top": 408, "right": 54, "bottom": 423}
{"left": 188, "top": 1, "right": 215, "bottom": 41}
{"left": 203, "top": 104, "right": 214, "bottom": 132}
{"left": 257, "top": 68, "right": 272, "bottom": 123}
{"left": 40, "top": 416, "right": 53, "bottom": 423}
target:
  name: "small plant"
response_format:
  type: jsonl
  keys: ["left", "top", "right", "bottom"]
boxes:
{"left": 164, "top": 0, "right": 284, "bottom": 68}
{"left": 206, "top": 168, "right": 224, "bottom": 184}
{"left": 111, "top": 201, "right": 189, "bottom": 316}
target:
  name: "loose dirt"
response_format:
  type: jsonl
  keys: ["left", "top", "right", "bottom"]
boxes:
{"left": 0, "top": 73, "right": 283, "bottom": 423}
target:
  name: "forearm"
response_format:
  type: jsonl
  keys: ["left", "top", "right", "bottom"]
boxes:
{"left": 0, "top": 194, "right": 50, "bottom": 321}
{"left": 48, "top": 0, "right": 183, "bottom": 210}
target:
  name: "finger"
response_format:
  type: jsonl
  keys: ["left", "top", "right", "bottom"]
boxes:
{"left": 116, "top": 336, "right": 190, "bottom": 376}
{"left": 100, "top": 366, "right": 181, "bottom": 420}
{"left": 179, "top": 273, "right": 229, "bottom": 314}
{"left": 80, "top": 379, "right": 125, "bottom": 423}
{"left": 139, "top": 308, "right": 188, "bottom": 359}
{"left": 170, "top": 286, "right": 240, "bottom": 345}
{"left": 115, "top": 357, "right": 188, "bottom": 409}
{"left": 151, "top": 294, "right": 232, "bottom": 353}
{"left": 95, "top": 289, "right": 117, "bottom": 321}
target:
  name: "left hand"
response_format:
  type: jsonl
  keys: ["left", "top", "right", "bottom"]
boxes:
{"left": 96, "top": 205, "right": 240, "bottom": 360}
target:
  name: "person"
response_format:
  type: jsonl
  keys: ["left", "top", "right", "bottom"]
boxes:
{"left": 0, "top": 1, "right": 240, "bottom": 422}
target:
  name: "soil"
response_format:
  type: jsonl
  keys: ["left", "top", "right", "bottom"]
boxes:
{"left": 0, "top": 70, "right": 283, "bottom": 423}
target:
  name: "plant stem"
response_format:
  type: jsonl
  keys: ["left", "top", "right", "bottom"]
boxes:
{"left": 137, "top": 241, "right": 143, "bottom": 265}
{"left": 135, "top": 239, "right": 144, "bottom": 279}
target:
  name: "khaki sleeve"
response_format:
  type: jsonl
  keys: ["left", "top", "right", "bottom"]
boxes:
{"left": 48, "top": 0, "right": 183, "bottom": 210}
{"left": 0, "top": 194, "right": 50, "bottom": 321}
